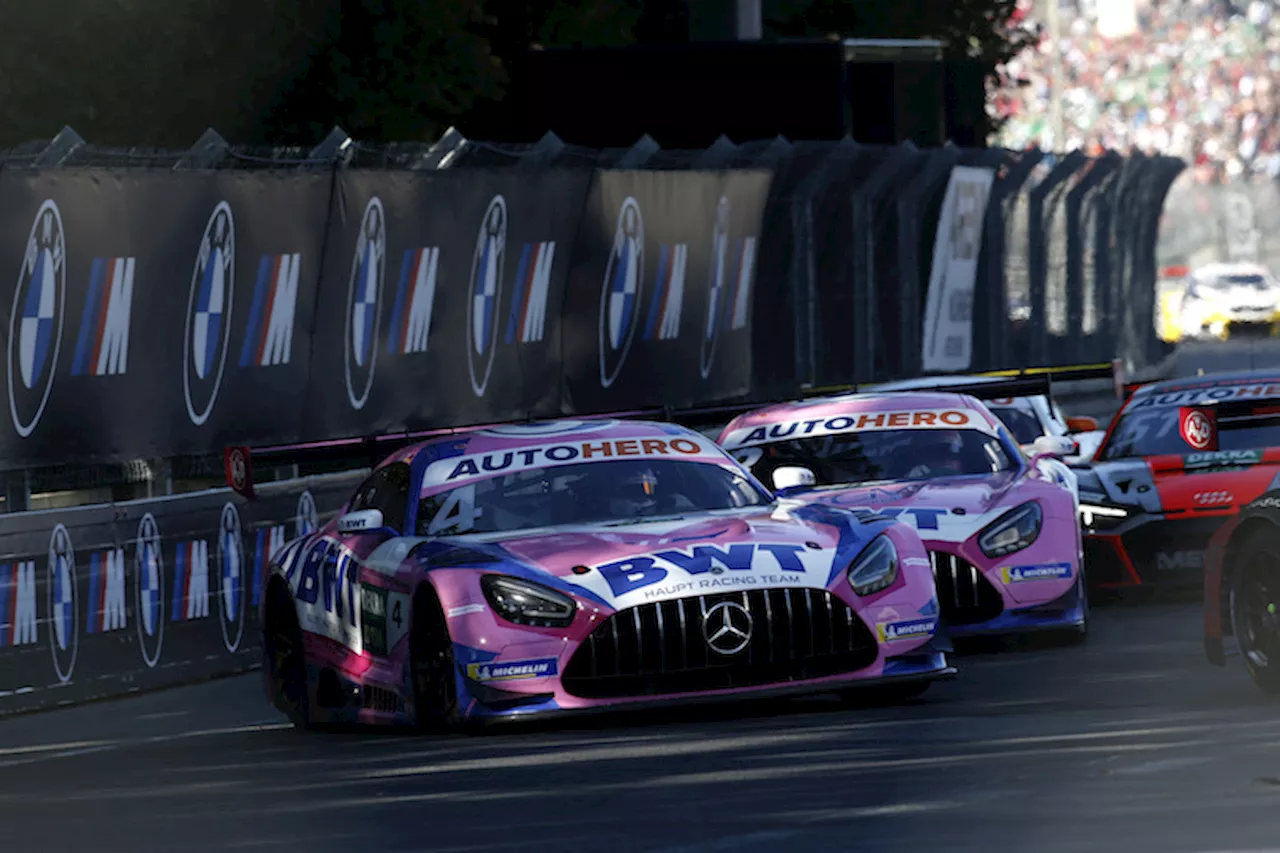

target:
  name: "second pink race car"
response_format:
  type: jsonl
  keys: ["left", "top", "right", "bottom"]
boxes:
{"left": 718, "top": 390, "right": 1088, "bottom": 641}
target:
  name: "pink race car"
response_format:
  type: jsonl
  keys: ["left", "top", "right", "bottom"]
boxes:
{"left": 718, "top": 391, "right": 1087, "bottom": 642}
{"left": 260, "top": 419, "right": 955, "bottom": 730}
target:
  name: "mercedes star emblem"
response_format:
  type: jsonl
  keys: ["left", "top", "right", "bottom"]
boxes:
{"left": 702, "top": 601, "right": 753, "bottom": 655}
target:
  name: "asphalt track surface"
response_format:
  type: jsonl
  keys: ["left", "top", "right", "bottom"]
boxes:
{"left": 7, "top": 341, "right": 1280, "bottom": 853}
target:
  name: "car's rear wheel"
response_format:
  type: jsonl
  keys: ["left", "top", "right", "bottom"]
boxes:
{"left": 1230, "top": 530, "right": 1280, "bottom": 694}
{"left": 410, "top": 586, "right": 462, "bottom": 731}
{"left": 264, "top": 580, "right": 312, "bottom": 730}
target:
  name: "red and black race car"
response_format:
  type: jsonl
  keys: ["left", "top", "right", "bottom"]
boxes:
{"left": 1203, "top": 489, "right": 1280, "bottom": 693}
{"left": 1077, "top": 370, "right": 1280, "bottom": 591}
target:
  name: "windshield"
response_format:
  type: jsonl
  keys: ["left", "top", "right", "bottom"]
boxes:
{"left": 416, "top": 459, "right": 769, "bottom": 536}
{"left": 988, "top": 405, "right": 1042, "bottom": 444}
{"left": 739, "top": 429, "right": 1016, "bottom": 487}
{"left": 1101, "top": 405, "right": 1280, "bottom": 460}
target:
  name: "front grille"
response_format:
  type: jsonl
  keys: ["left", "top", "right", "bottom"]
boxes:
{"left": 362, "top": 684, "right": 402, "bottom": 714}
{"left": 561, "top": 588, "right": 879, "bottom": 699}
{"left": 930, "top": 551, "right": 1004, "bottom": 626}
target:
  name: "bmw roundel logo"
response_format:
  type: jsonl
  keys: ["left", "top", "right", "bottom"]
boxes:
{"left": 467, "top": 195, "right": 507, "bottom": 397}
{"left": 295, "top": 490, "right": 318, "bottom": 540}
{"left": 8, "top": 199, "right": 67, "bottom": 438}
{"left": 598, "top": 197, "right": 644, "bottom": 389}
{"left": 48, "top": 523, "right": 79, "bottom": 683}
{"left": 217, "top": 502, "right": 246, "bottom": 653}
{"left": 482, "top": 420, "right": 618, "bottom": 438}
{"left": 699, "top": 195, "right": 731, "bottom": 380}
{"left": 183, "top": 201, "right": 236, "bottom": 427}
{"left": 344, "top": 197, "right": 385, "bottom": 411}
{"left": 135, "top": 513, "right": 165, "bottom": 669}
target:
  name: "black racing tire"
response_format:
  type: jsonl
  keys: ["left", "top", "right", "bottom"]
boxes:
{"left": 410, "top": 586, "right": 463, "bottom": 732}
{"left": 264, "top": 581, "right": 312, "bottom": 731}
{"left": 1229, "top": 528, "right": 1280, "bottom": 695}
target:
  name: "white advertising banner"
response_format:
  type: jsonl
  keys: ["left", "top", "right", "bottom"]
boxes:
{"left": 921, "top": 165, "right": 996, "bottom": 372}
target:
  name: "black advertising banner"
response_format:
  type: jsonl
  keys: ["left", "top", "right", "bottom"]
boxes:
{"left": 301, "top": 168, "right": 591, "bottom": 439}
{"left": 560, "top": 169, "right": 773, "bottom": 414}
{"left": 0, "top": 471, "right": 361, "bottom": 717}
{"left": 0, "top": 169, "right": 330, "bottom": 467}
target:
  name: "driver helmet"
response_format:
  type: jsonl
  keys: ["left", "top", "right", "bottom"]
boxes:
{"left": 604, "top": 465, "right": 661, "bottom": 517}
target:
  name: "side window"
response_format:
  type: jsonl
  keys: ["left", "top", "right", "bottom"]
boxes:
{"left": 375, "top": 463, "right": 412, "bottom": 533}
{"left": 345, "top": 463, "right": 412, "bottom": 534}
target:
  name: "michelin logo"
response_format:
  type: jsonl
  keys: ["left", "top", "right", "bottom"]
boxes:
{"left": 468, "top": 657, "right": 559, "bottom": 682}
{"left": 1001, "top": 563, "right": 1073, "bottom": 584}
{"left": 877, "top": 617, "right": 937, "bottom": 643}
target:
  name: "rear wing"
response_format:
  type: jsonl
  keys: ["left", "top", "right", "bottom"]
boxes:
{"left": 978, "top": 360, "right": 1126, "bottom": 400}
{"left": 857, "top": 375, "right": 1052, "bottom": 402}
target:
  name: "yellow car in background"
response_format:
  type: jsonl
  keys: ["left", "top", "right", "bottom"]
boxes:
{"left": 1170, "top": 262, "right": 1280, "bottom": 342}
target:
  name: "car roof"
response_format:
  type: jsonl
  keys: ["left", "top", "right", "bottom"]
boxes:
{"left": 867, "top": 375, "right": 1011, "bottom": 391}
{"left": 1131, "top": 369, "right": 1280, "bottom": 399}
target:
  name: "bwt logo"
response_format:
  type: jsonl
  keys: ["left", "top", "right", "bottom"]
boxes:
{"left": 597, "top": 195, "right": 757, "bottom": 389}
{"left": 9, "top": 199, "right": 67, "bottom": 438}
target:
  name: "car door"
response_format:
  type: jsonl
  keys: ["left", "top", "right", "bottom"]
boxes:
{"left": 291, "top": 463, "right": 414, "bottom": 646}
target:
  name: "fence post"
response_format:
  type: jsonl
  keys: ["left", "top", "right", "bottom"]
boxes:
{"left": 983, "top": 149, "right": 1043, "bottom": 370}
{"left": 897, "top": 144, "right": 960, "bottom": 377}
{"left": 1064, "top": 152, "right": 1120, "bottom": 363}
{"left": 33, "top": 126, "right": 85, "bottom": 167}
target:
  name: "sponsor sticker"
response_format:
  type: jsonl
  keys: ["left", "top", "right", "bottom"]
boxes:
{"left": 467, "top": 657, "right": 559, "bottom": 682}
{"left": 421, "top": 436, "right": 720, "bottom": 488}
{"left": 876, "top": 617, "right": 937, "bottom": 643}
{"left": 1179, "top": 406, "right": 1217, "bottom": 451}
{"left": 1000, "top": 563, "right": 1073, "bottom": 584}
{"left": 721, "top": 408, "right": 993, "bottom": 450}
{"left": 1184, "top": 449, "right": 1263, "bottom": 470}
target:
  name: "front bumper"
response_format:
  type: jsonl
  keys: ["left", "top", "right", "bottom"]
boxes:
{"left": 1083, "top": 511, "right": 1233, "bottom": 589}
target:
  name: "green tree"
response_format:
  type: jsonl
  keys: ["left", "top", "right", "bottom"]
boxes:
{"left": 263, "top": 0, "right": 505, "bottom": 145}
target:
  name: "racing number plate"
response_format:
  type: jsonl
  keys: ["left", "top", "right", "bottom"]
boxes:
{"left": 361, "top": 584, "right": 388, "bottom": 657}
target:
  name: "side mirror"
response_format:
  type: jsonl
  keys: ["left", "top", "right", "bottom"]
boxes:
{"left": 772, "top": 466, "right": 816, "bottom": 492}
{"left": 1031, "top": 435, "right": 1076, "bottom": 459}
{"left": 336, "top": 508, "right": 386, "bottom": 535}
{"left": 1065, "top": 416, "right": 1099, "bottom": 433}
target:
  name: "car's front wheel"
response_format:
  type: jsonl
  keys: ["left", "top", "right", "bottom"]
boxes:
{"left": 263, "top": 580, "right": 312, "bottom": 730}
{"left": 1230, "top": 530, "right": 1280, "bottom": 694}
{"left": 410, "top": 586, "right": 462, "bottom": 731}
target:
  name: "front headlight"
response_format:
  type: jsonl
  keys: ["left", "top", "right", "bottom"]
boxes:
{"left": 1078, "top": 502, "right": 1129, "bottom": 531}
{"left": 978, "top": 501, "right": 1043, "bottom": 558}
{"left": 847, "top": 535, "right": 899, "bottom": 596}
{"left": 481, "top": 575, "right": 577, "bottom": 628}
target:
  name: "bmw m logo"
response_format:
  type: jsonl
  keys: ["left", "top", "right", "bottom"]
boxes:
{"left": 599, "top": 197, "right": 644, "bottom": 389}
{"left": 344, "top": 197, "right": 385, "bottom": 411}
{"left": 9, "top": 199, "right": 66, "bottom": 438}
{"left": 217, "top": 503, "right": 246, "bottom": 653}
{"left": 48, "top": 523, "right": 79, "bottom": 683}
{"left": 183, "top": 201, "right": 235, "bottom": 426}
{"left": 135, "top": 512, "right": 165, "bottom": 669}
{"left": 468, "top": 195, "right": 507, "bottom": 397}
{"left": 699, "top": 196, "right": 730, "bottom": 380}
{"left": 296, "top": 490, "right": 318, "bottom": 540}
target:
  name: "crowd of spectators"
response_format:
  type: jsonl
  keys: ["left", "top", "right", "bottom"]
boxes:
{"left": 996, "top": 0, "right": 1280, "bottom": 183}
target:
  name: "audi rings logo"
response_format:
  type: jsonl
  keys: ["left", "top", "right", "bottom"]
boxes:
{"left": 135, "top": 513, "right": 165, "bottom": 668}
{"left": 467, "top": 195, "right": 507, "bottom": 397}
{"left": 699, "top": 195, "right": 731, "bottom": 380}
{"left": 598, "top": 197, "right": 644, "bottom": 389}
{"left": 9, "top": 199, "right": 67, "bottom": 438}
{"left": 217, "top": 503, "right": 246, "bottom": 653}
{"left": 184, "top": 201, "right": 236, "bottom": 426}
{"left": 48, "top": 524, "right": 79, "bottom": 683}
{"left": 702, "top": 600, "right": 752, "bottom": 655}
{"left": 344, "top": 197, "right": 386, "bottom": 411}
